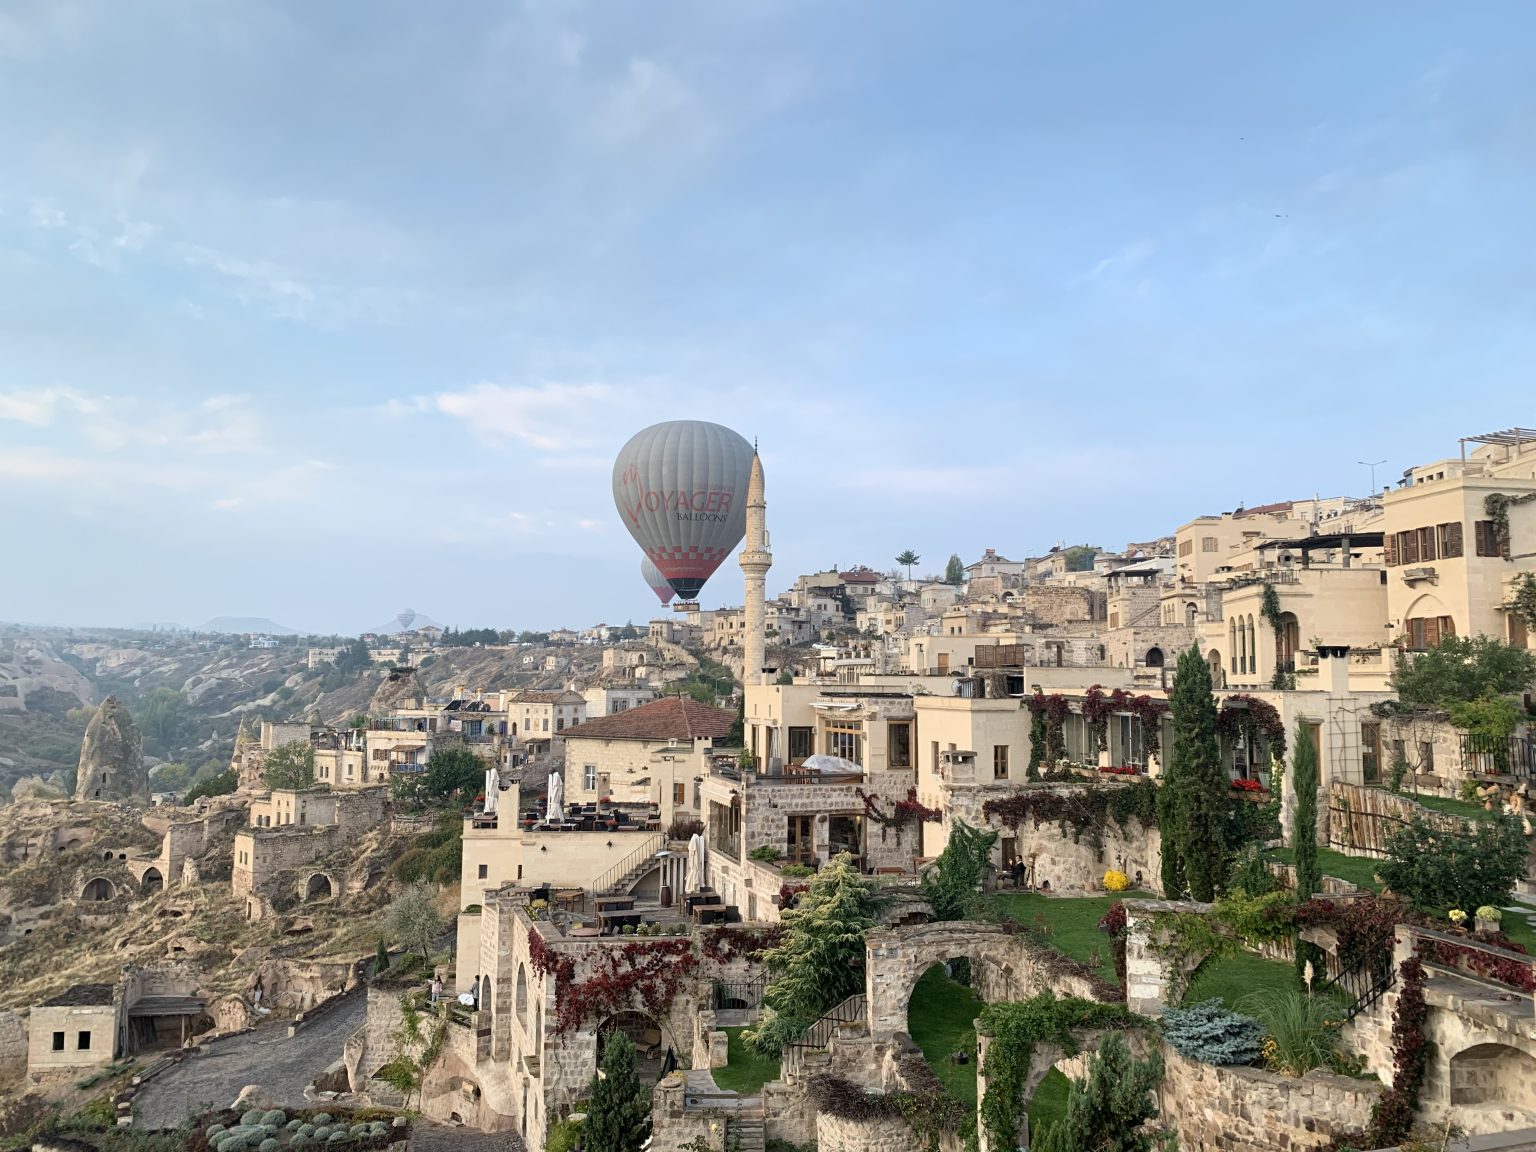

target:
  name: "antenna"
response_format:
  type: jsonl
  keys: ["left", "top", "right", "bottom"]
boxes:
{"left": 1357, "top": 459, "right": 1387, "bottom": 495}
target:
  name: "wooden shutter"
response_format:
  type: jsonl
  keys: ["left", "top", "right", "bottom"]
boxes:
{"left": 1424, "top": 617, "right": 1441, "bottom": 648}
{"left": 1401, "top": 531, "right": 1420, "bottom": 564}
{"left": 1440, "top": 615, "right": 1456, "bottom": 638}
{"left": 1442, "top": 521, "right": 1464, "bottom": 558}
{"left": 1420, "top": 527, "right": 1437, "bottom": 562}
{"left": 1383, "top": 533, "right": 1398, "bottom": 566}
{"left": 1475, "top": 520, "right": 1496, "bottom": 557}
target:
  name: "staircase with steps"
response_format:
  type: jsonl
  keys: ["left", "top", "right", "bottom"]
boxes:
{"left": 590, "top": 833, "right": 667, "bottom": 897}
{"left": 727, "top": 1102, "right": 765, "bottom": 1152}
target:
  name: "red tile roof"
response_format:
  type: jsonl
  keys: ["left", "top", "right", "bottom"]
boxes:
{"left": 563, "top": 695, "right": 737, "bottom": 742}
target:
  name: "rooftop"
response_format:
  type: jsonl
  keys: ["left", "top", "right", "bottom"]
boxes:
{"left": 514, "top": 690, "right": 585, "bottom": 704}
{"left": 564, "top": 695, "right": 737, "bottom": 742}
{"left": 41, "top": 983, "right": 114, "bottom": 1007}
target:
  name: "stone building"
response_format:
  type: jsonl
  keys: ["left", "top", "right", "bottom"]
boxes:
{"left": 27, "top": 964, "right": 207, "bottom": 1078}
{"left": 74, "top": 696, "right": 147, "bottom": 803}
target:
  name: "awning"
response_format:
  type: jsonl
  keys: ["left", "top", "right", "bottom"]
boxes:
{"left": 127, "top": 996, "right": 206, "bottom": 1017}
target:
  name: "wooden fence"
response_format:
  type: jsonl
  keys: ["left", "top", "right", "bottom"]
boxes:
{"left": 1326, "top": 782, "right": 1471, "bottom": 858}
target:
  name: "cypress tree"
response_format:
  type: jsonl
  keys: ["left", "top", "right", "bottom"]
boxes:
{"left": 374, "top": 937, "right": 390, "bottom": 975}
{"left": 584, "top": 1032, "right": 651, "bottom": 1152}
{"left": 1159, "top": 645, "right": 1227, "bottom": 901}
{"left": 1291, "top": 719, "right": 1323, "bottom": 982}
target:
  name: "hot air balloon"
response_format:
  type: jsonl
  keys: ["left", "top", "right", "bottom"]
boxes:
{"left": 613, "top": 420, "right": 754, "bottom": 602}
{"left": 642, "top": 557, "right": 676, "bottom": 606}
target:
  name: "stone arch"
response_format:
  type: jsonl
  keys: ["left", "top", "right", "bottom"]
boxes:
{"left": 81, "top": 876, "right": 116, "bottom": 901}
{"left": 140, "top": 867, "right": 164, "bottom": 896}
{"left": 304, "top": 873, "right": 333, "bottom": 901}
{"left": 1145, "top": 647, "right": 1165, "bottom": 669}
{"left": 597, "top": 1009, "right": 669, "bottom": 1066}
{"left": 480, "top": 974, "right": 492, "bottom": 1012}
{"left": 1449, "top": 1041, "right": 1536, "bottom": 1108}
{"left": 1185, "top": 602, "right": 1198, "bottom": 627}
{"left": 515, "top": 963, "right": 529, "bottom": 1031}
{"left": 866, "top": 921, "right": 1021, "bottom": 1040}
{"left": 1207, "top": 649, "right": 1225, "bottom": 688}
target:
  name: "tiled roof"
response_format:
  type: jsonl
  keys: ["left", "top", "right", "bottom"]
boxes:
{"left": 514, "top": 690, "right": 583, "bottom": 704}
{"left": 41, "top": 983, "right": 115, "bottom": 1007}
{"left": 563, "top": 696, "right": 736, "bottom": 742}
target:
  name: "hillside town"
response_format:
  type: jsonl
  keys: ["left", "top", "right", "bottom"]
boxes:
{"left": 3, "top": 426, "right": 1536, "bottom": 1152}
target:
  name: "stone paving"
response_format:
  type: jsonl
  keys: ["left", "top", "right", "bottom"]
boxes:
{"left": 133, "top": 993, "right": 367, "bottom": 1129}
{"left": 409, "top": 1121, "right": 528, "bottom": 1151}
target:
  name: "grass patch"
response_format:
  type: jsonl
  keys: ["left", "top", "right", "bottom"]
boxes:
{"left": 907, "top": 965, "right": 983, "bottom": 1107}
{"left": 1498, "top": 913, "right": 1536, "bottom": 954}
{"left": 1184, "top": 951, "right": 1295, "bottom": 1007}
{"left": 990, "top": 892, "right": 1150, "bottom": 984}
{"left": 1264, "top": 846, "right": 1383, "bottom": 892}
{"left": 1028, "top": 1066, "right": 1072, "bottom": 1139}
{"left": 713, "top": 1027, "right": 779, "bottom": 1096}
{"left": 1406, "top": 792, "right": 1492, "bottom": 821}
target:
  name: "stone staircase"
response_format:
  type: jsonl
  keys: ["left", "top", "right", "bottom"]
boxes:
{"left": 727, "top": 1101, "right": 765, "bottom": 1152}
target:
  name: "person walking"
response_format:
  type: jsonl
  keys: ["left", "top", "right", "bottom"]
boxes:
{"left": 430, "top": 976, "right": 442, "bottom": 1005}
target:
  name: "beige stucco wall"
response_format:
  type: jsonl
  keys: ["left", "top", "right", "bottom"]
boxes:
{"left": 563, "top": 736, "right": 703, "bottom": 821}
{"left": 27, "top": 1004, "right": 118, "bottom": 1072}
{"left": 458, "top": 822, "right": 661, "bottom": 912}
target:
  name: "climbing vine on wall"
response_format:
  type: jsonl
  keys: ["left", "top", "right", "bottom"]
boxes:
{"left": 981, "top": 780, "right": 1158, "bottom": 863}
{"left": 1215, "top": 694, "right": 1287, "bottom": 762}
{"left": 856, "top": 787, "right": 942, "bottom": 844}
{"left": 555, "top": 939, "right": 698, "bottom": 1033}
{"left": 1485, "top": 491, "right": 1536, "bottom": 558}
{"left": 1025, "top": 691, "right": 1070, "bottom": 770}
{"left": 700, "top": 924, "right": 784, "bottom": 965}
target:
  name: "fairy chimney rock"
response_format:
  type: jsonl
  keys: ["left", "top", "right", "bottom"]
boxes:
{"left": 75, "top": 696, "right": 148, "bottom": 802}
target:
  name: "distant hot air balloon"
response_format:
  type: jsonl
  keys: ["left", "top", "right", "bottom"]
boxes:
{"left": 395, "top": 609, "right": 417, "bottom": 632}
{"left": 642, "top": 557, "right": 676, "bottom": 606}
{"left": 613, "top": 420, "right": 754, "bottom": 602}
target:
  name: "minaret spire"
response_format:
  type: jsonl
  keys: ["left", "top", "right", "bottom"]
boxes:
{"left": 739, "top": 448, "right": 771, "bottom": 689}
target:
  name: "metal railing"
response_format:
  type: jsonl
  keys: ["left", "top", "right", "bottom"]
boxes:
{"left": 1317, "top": 947, "right": 1397, "bottom": 1021}
{"left": 713, "top": 976, "right": 766, "bottom": 1011}
{"left": 590, "top": 832, "right": 666, "bottom": 898}
{"left": 1459, "top": 732, "right": 1536, "bottom": 779}
{"left": 789, "top": 993, "right": 867, "bottom": 1052}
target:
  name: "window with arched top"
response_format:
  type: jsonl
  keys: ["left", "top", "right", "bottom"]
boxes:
{"left": 515, "top": 963, "right": 529, "bottom": 1031}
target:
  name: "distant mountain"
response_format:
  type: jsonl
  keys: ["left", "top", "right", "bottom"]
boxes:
{"left": 366, "top": 609, "right": 445, "bottom": 635}
{"left": 201, "top": 617, "right": 298, "bottom": 636}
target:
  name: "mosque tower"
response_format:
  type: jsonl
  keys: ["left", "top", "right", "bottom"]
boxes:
{"left": 739, "top": 447, "right": 771, "bottom": 688}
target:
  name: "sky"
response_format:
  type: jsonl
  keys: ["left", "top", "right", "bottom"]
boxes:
{"left": 2, "top": 2, "right": 1534, "bottom": 634}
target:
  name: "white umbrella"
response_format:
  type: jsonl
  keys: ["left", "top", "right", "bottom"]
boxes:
{"left": 483, "top": 767, "right": 500, "bottom": 815}
{"left": 546, "top": 770, "right": 564, "bottom": 824}
{"left": 685, "top": 832, "right": 707, "bottom": 893}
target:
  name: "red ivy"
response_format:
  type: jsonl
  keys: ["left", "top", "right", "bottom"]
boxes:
{"left": 1367, "top": 955, "right": 1427, "bottom": 1149}
{"left": 555, "top": 939, "right": 698, "bottom": 1033}
{"left": 1025, "top": 691, "right": 1071, "bottom": 724}
{"left": 700, "top": 924, "right": 784, "bottom": 966}
{"left": 1099, "top": 900, "right": 1129, "bottom": 988}
{"left": 1098, "top": 765, "right": 1141, "bottom": 776}
{"left": 856, "top": 787, "right": 941, "bottom": 844}
{"left": 1418, "top": 937, "right": 1536, "bottom": 991}
{"left": 778, "top": 883, "right": 809, "bottom": 909}
{"left": 1216, "top": 694, "right": 1287, "bottom": 759}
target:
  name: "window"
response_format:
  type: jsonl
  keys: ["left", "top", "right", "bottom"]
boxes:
{"left": 478, "top": 864, "right": 488, "bottom": 879}
{"left": 931, "top": 740, "right": 940, "bottom": 775}
{"left": 1406, "top": 616, "right": 1456, "bottom": 649}
{"left": 77, "top": 1031, "right": 91, "bottom": 1051}
{"left": 1437, "top": 521, "right": 1464, "bottom": 558}
{"left": 1475, "top": 520, "right": 1500, "bottom": 557}
{"left": 52, "top": 1032, "right": 64, "bottom": 1052}
{"left": 583, "top": 765, "right": 597, "bottom": 791}
{"left": 1415, "top": 526, "right": 1438, "bottom": 562}
{"left": 1419, "top": 740, "right": 1435, "bottom": 773}
{"left": 556, "top": 718, "right": 564, "bottom": 732}
{"left": 1178, "top": 539, "right": 1193, "bottom": 557}
{"left": 887, "top": 722, "right": 912, "bottom": 770}
{"left": 992, "top": 745, "right": 1009, "bottom": 780}
{"left": 790, "top": 727, "right": 817, "bottom": 762}
{"left": 1361, "top": 722, "right": 1381, "bottom": 784}
{"left": 673, "top": 782, "right": 686, "bottom": 805}
{"left": 824, "top": 721, "right": 861, "bottom": 764}
{"left": 1201, "top": 536, "right": 1218, "bottom": 552}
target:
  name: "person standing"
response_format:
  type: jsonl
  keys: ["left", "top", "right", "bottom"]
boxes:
{"left": 430, "top": 976, "right": 442, "bottom": 1005}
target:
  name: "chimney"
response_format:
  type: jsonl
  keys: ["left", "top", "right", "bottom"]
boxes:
{"left": 1317, "top": 645, "right": 1351, "bottom": 694}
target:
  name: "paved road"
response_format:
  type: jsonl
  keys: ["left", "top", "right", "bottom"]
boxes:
{"left": 410, "top": 1122, "right": 526, "bottom": 1151}
{"left": 133, "top": 993, "right": 368, "bottom": 1129}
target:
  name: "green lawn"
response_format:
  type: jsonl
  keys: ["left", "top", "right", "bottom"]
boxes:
{"left": 1406, "top": 792, "right": 1492, "bottom": 821}
{"left": 1498, "top": 913, "right": 1536, "bottom": 954}
{"left": 1028, "top": 1067, "right": 1072, "bottom": 1141}
{"left": 1263, "top": 846, "right": 1383, "bottom": 892}
{"left": 907, "top": 965, "right": 983, "bottom": 1106}
{"left": 1183, "top": 951, "right": 1296, "bottom": 1008}
{"left": 990, "top": 892, "right": 1151, "bottom": 984}
{"left": 713, "top": 1028, "right": 779, "bottom": 1095}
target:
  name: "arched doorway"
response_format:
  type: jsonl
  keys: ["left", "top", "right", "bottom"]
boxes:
{"left": 82, "top": 877, "right": 115, "bottom": 901}
{"left": 480, "top": 974, "right": 492, "bottom": 1012}
{"left": 515, "top": 963, "right": 529, "bottom": 1030}
{"left": 1450, "top": 1042, "right": 1536, "bottom": 1108}
{"left": 597, "top": 1011, "right": 668, "bottom": 1075}
{"left": 906, "top": 958, "right": 982, "bottom": 1102}
{"left": 141, "top": 868, "right": 164, "bottom": 896}
{"left": 1145, "top": 647, "right": 1165, "bottom": 669}
{"left": 1276, "top": 612, "right": 1300, "bottom": 673}
{"left": 305, "top": 874, "right": 333, "bottom": 900}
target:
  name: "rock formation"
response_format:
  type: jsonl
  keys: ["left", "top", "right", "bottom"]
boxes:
{"left": 74, "top": 696, "right": 148, "bottom": 802}
{"left": 369, "top": 667, "right": 426, "bottom": 714}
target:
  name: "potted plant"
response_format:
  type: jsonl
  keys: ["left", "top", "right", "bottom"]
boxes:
{"left": 1476, "top": 905, "right": 1503, "bottom": 934}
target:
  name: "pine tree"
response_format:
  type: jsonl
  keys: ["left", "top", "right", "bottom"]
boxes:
{"left": 1158, "top": 645, "right": 1226, "bottom": 901}
{"left": 745, "top": 854, "right": 884, "bottom": 1055}
{"left": 921, "top": 820, "right": 998, "bottom": 921}
{"left": 584, "top": 1032, "right": 651, "bottom": 1152}
{"left": 1291, "top": 718, "right": 1323, "bottom": 983}
{"left": 945, "top": 553, "right": 966, "bottom": 585}
{"left": 895, "top": 550, "right": 921, "bottom": 583}
{"left": 1032, "top": 1033, "right": 1167, "bottom": 1152}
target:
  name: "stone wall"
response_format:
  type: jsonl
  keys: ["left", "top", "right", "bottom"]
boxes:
{"left": 232, "top": 824, "right": 339, "bottom": 898}
{"left": 816, "top": 1111, "right": 913, "bottom": 1152}
{"left": 1157, "top": 1042, "right": 1380, "bottom": 1152}
{"left": 0, "top": 1009, "right": 27, "bottom": 1079}
{"left": 1018, "top": 586, "right": 1099, "bottom": 626}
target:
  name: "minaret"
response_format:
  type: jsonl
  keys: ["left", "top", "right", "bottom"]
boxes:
{"left": 739, "top": 447, "right": 771, "bottom": 688}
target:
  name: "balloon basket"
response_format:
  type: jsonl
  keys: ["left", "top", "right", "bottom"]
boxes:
{"left": 672, "top": 601, "right": 700, "bottom": 612}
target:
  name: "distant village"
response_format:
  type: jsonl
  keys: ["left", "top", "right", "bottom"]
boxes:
{"left": 4, "top": 426, "right": 1536, "bottom": 1152}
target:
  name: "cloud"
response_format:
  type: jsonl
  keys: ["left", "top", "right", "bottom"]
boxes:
{"left": 1075, "top": 238, "right": 1158, "bottom": 287}
{"left": 0, "top": 386, "right": 102, "bottom": 425}
{"left": 432, "top": 381, "right": 634, "bottom": 451}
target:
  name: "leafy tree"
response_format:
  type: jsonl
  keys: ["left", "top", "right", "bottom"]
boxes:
{"left": 386, "top": 882, "right": 446, "bottom": 960}
{"left": 1376, "top": 813, "right": 1527, "bottom": 913}
{"left": 1508, "top": 573, "right": 1536, "bottom": 635}
{"left": 584, "top": 1032, "right": 651, "bottom": 1152}
{"left": 944, "top": 553, "right": 965, "bottom": 586}
{"left": 260, "top": 741, "right": 315, "bottom": 790}
{"left": 1158, "top": 645, "right": 1226, "bottom": 901}
{"left": 1446, "top": 696, "right": 1524, "bottom": 769}
{"left": 895, "top": 550, "right": 921, "bottom": 583}
{"left": 334, "top": 638, "right": 372, "bottom": 675}
{"left": 1060, "top": 545, "right": 1097, "bottom": 573}
{"left": 1391, "top": 634, "right": 1536, "bottom": 708}
{"left": 420, "top": 744, "right": 486, "bottom": 805}
{"left": 1290, "top": 720, "right": 1322, "bottom": 983}
{"left": 745, "top": 854, "right": 886, "bottom": 1056}
{"left": 184, "top": 769, "right": 237, "bottom": 803}
{"left": 921, "top": 820, "right": 998, "bottom": 921}
{"left": 1032, "top": 1033, "right": 1167, "bottom": 1152}
{"left": 134, "top": 688, "right": 191, "bottom": 757}
{"left": 617, "top": 621, "right": 643, "bottom": 641}
{"left": 150, "top": 761, "right": 194, "bottom": 792}
{"left": 517, "top": 630, "right": 551, "bottom": 645}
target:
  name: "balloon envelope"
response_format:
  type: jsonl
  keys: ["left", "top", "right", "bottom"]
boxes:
{"left": 642, "top": 557, "right": 676, "bottom": 605}
{"left": 613, "top": 420, "right": 753, "bottom": 601}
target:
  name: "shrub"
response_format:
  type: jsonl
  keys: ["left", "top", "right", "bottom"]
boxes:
{"left": 262, "top": 1110, "right": 286, "bottom": 1126}
{"left": 241, "top": 1111, "right": 265, "bottom": 1128}
{"left": 1376, "top": 813, "right": 1527, "bottom": 913}
{"left": 1240, "top": 987, "right": 1342, "bottom": 1075}
{"left": 1159, "top": 998, "right": 1263, "bottom": 1065}
{"left": 260, "top": 1140, "right": 281, "bottom": 1152}
{"left": 1103, "top": 869, "right": 1130, "bottom": 892}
